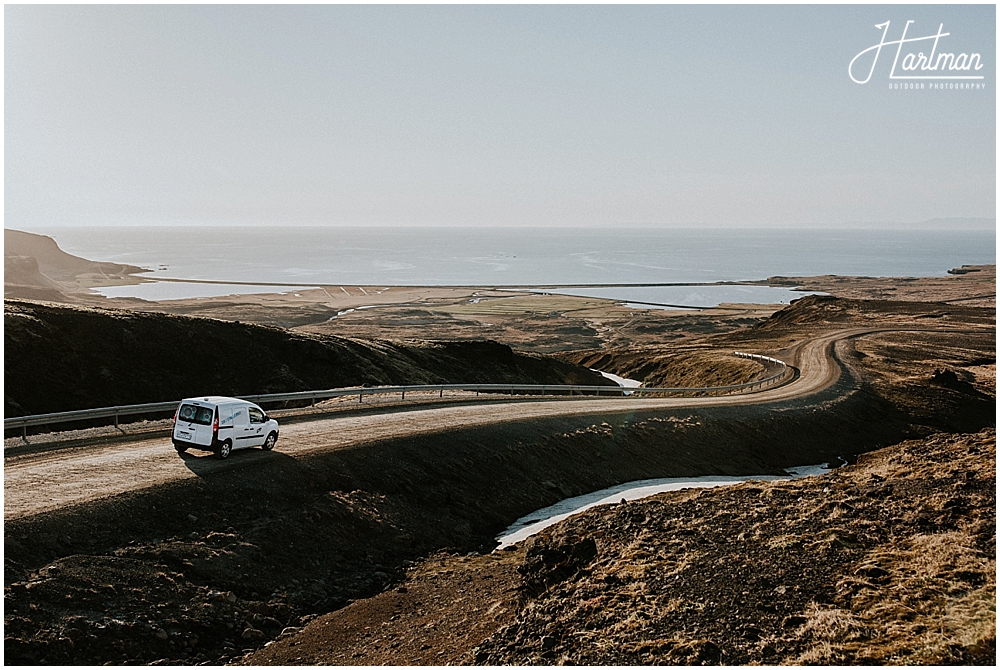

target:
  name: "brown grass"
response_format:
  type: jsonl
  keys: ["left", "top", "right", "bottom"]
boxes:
{"left": 845, "top": 532, "right": 997, "bottom": 664}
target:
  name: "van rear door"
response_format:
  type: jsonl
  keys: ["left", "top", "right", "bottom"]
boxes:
{"left": 175, "top": 402, "right": 215, "bottom": 447}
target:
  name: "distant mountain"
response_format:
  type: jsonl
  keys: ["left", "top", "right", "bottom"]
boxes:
{"left": 614, "top": 218, "right": 995, "bottom": 230}
{"left": 836, "top": 218, "right": 995, "bottom": 230}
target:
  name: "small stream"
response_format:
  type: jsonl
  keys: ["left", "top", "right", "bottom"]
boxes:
{"left": 495, "top": 463, "right": 833, "bottom": 549}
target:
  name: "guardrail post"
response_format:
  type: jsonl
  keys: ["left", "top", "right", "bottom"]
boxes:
{"left": 402, "top": 390, "right": 405, "bottom": 400}
{"left": 440, "top": 388, "right": 443, "bottom": 398}
{"left": 359, "top": 392, "right": 363, "bottom": 404}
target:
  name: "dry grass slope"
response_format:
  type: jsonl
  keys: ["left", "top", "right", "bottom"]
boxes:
{"left": 472, "top": 429, "right": 995, "bottom": 665}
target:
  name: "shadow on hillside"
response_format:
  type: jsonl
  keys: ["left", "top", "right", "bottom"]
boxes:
{"left": 179, "top": 446, "right": 300, "bottom": 478}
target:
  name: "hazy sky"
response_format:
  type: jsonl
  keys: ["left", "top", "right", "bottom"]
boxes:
{"left": 4, "top": 4, "right": 995, "bottom": 229}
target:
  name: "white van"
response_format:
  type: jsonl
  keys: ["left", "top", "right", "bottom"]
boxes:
{"left": 172, "top": 396, "right": 279, "bottom": 459}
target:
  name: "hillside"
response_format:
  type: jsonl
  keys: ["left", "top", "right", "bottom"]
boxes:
{"left": 3, "top": 293, "right": 994, "bottom": 666}
{"left": 559, "top": 347, "right": 771, "bottom": 391}
{"left": 4, "top": 300, "right": 614, "bottom": 417}
{"left": 249, "top": 429, "right": 996, "bottom": 666}
{"left": 4, "top": 229, "right": 147, "bottom": 301}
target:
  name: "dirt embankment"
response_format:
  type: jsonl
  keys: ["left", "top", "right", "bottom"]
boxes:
{"left": 250, "top": 429, "right": 995, "bottom": 666}
{"left": 558, "top": 347, "right": 772, "bottom": 390}
{"left": 4, "top": 300, "right": 614, "bottom": 418}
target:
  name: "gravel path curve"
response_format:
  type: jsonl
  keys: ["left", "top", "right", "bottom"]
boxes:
{"left": 2, "top": 327, "right": 971, "bottom": 520}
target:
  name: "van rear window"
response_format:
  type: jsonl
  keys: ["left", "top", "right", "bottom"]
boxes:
{"left": 178, "top": 404, "right": 214, "bottom": 426}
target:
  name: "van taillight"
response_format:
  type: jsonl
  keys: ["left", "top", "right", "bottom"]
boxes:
{"left": 172, "top": 408, "right": 178, "bottom": 425}
{"left": 213, "top": 410, "right": 219, "bottom": 438}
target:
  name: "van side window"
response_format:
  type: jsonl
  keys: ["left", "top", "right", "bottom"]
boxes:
{"left": 248, "top": 407, "right": 265, "bottom": 424}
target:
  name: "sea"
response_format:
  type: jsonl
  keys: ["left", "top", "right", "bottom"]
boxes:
{"left": 33, "top": 226, "right": 996, "bottom": 305}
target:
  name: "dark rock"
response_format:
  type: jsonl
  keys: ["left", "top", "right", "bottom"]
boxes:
{"left": 782, "top": 615, "right": 807, "bottom": 628}
{"left": 519, "top": 535, "right": 598, "bottom": 597}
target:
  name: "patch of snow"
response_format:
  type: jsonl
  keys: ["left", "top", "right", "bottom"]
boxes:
{"left": 495, "top": 463, "right": 834, "bottom": 549}
{"left": 592, "top": 369, "right": 642, "bottom": 396}
{"left": 324, "top": 305, "right": 378, "bottom": 322}
{"left": 594, "top": 369, "right": 642, "bottom": 388}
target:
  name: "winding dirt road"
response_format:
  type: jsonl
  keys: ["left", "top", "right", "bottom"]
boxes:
{"left": 0, "top": 327, "right": 951, "bottom": 520}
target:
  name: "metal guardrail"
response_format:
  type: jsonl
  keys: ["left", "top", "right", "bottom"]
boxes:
{"left": 5, "top": 401, "right": 181, "bottom": 431}
{"left": 4, "top": 352, "right": 788, "bottom": 435}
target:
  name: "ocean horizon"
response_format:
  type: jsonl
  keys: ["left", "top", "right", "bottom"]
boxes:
{"left": 21, "top": 225, "right": 997, "bottom": 302}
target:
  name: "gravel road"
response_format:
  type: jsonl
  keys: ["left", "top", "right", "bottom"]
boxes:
{"left": 0, "top": 327, "right": 956, "bottom": 521}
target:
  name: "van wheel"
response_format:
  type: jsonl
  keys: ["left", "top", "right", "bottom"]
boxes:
{"left": 217, "top": 440, "right": 232, "bottom": 460}
{"left": 174, "top": 444, "right": 188, "bottom": 453}
{"left": 262, "top": 433, "right": 277, "bottom": 451}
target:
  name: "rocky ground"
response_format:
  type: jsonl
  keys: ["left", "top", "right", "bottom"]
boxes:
{"left": 250, "top": 428, "right": 995, "bottom": 666}
{"left": 471, "top": 429, "right": 996, "bottom": 666}
{"left": 3, "top": 250, "right": 995, "bottom": 666}
{"left": 4, "top": 299, "right": 993, "bottom": 665}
